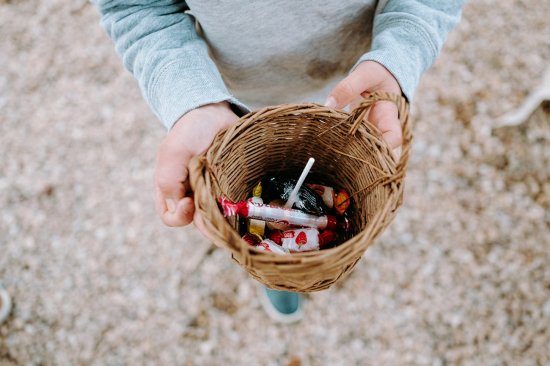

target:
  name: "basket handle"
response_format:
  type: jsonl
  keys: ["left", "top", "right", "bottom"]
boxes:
{"left": 346, "top": 91, "right": 412, "bottom": 177}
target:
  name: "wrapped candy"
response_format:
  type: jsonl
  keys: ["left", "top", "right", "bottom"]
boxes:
{"left": 280, "top": 228, "right": 336, "bottom": 252}
{"left": 255, "top": 239, "right": 289, "bottom": 255}
{"left": 265, "top": 199, "right": 291, "bottom": 231}
{"left": 334, "top": 189, "right": 351, "bottom": 215}
{"left": 243, "top": 234, "right": 288, "bottom": 254}
{"left": 242, "top": 233, "right": 262, "bottom": 246}
{"left": 221, "top": 197, "right": 338, "bottom": 230}
{"left": 306, "top": 183, "right": 335, "bottom": 208}
{"left": 268, "top": 230, "right": 283, "bottom": 245}
{"left": 246, "top": 182, "right": 266, "bottom": 236}
{"left": 262, "top": 176, "right": 327, "bottom": 215}
{"left": 304, "top": 184, "right": 351, "bottom": 215}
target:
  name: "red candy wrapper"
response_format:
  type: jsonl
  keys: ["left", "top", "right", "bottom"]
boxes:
{"left": 242, "top": 233, "right": 262, "bottom": 246}
{"left": 220, "top": 197, "right": 338, "bottom": 230}
{"left": 268, "top": 230, "right": 283, "bottom": 245}
{"left": 280, "top": 228, "right": 336, "bottom": 252}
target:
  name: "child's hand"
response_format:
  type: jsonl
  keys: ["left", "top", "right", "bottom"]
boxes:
{"left": 154, "top": 102, "right": 239, "bottom": 227}
{"left": 325, "top": 61, "right": 403, "bottom": 156}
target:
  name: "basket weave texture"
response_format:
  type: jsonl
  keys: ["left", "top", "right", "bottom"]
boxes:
{"left": 189, "top": 91, "right": 411, "bottom": 292}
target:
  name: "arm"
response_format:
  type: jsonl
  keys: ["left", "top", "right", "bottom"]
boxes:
{"left": 94, "top": 1, "right": 245, "bottom": 228}
{"left": 94, "top": 0, "right": 247, "bottom": 130}
{"left": 358, "top": 0, "right": 465, "bottom": 102}
{"left": 326, "top": 0, "right": 465, "bottom": 154}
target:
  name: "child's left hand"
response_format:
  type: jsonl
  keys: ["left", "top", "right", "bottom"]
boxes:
{"left": 324, "top": 61, "right": 403, "bottom": 157}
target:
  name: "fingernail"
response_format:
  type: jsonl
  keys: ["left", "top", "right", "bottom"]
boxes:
{"left": 166, "top": 198, "right": 177, "bottom": 213}
{"left": 324, "top": 96, "right": 337, "bottom": 109}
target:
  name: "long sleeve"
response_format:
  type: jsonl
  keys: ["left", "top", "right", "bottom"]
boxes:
{"left": 356, "top": 0, "right": 465, "bottom": 102}
{"left": 93, "top": 0, "right": 248, "bottom": 130}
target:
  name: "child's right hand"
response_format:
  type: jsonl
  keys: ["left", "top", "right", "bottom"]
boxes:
{"left": 154, "top": 102, "right": 240, "bottom": 227}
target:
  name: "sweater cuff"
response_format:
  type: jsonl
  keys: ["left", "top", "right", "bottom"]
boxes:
{"left": 353, "top": 19, "right": 437, "bottom": 103}
{"left": 148, "top": 59, "right": 249, "bottom": 130}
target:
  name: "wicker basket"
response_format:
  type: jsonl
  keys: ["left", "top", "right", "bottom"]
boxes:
{"left": 189, "top": 91, "right": 411, "bottom": 292}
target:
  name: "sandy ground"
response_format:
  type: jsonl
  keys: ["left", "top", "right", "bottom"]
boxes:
{"left": 1, "top": 0, "right": 549, "bottom": 365}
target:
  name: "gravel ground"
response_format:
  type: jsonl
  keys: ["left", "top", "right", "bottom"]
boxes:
{"left": 1, "top": 0, "right": 549, "bottom": 365}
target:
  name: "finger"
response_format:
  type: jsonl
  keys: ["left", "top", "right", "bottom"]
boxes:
{"left": 349, "top": 95, "right": 364, "bottom": 112}
{"left": 325, "top": 75, "right": 365, "bottom": 109}
{"left": 324, "top": 64, "right": 381, "bottom": 109}
{"left": 368, "top": 100, "right": 402, "bottom": 149}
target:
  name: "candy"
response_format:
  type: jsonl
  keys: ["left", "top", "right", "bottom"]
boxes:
{"left": 247, "top": 197, "right": 266, "bottom": 236}
{"left": 244, "top": 181, "right": 266, "bottom": 236}
{"left": 252, "top": 181, "right": 262, "bottom": 197}
{"left": 262, "top": 176, "right": 327, "bottom": 215}
{"left": 338, "top": 214, "right": 351, "bottom": 233}
{"left": 334, "top": 189, "right": 351, "bottom": 215}
{"left": 255, "top": 239, "right": 289, "bottom": 255}
{"left": 221, "top": 197, "right": 338, "bottom": 230}
{"left": 243, "top": 234, "right": 288, "bottom": 254}
{"left": 266, "top": 199, "right": 292, "bottom": 231}
{"left": 280, "top": 228, "right": 336, "bottom": 252}
{"left": 242, "top": 233, "right": 262, "bottom": 246}
{"left": 306, "top": 183, "right": 335, "bottom": 208}
{"left": 268, "top": 230, "right": 283, "bottom": 245}
{"left": 243, "top": 233, "right": 288, "bottom": 254}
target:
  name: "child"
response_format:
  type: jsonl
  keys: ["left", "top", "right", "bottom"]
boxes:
{"left": 94, "top": 0, "right": 464, "bottom": 322}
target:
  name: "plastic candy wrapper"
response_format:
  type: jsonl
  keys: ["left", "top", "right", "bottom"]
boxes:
{"left": 262, "top": 176, "right": 327, "bottom": 215}
{"left": 242, "top": 234, "right": 289, "bottom": 255}
{"left": 306, "top": 183, "right": 335, "bottom": 208}
{"left": 246, "top": 182, "right": 266, "bottom": 236}
{"left": 242, "top": 233, "right": 262, "bottom": 246}
{"left": 334, "top": 189, "right": 351, "bottom": 215}
{"left": 265, "top": 199, "right": 292, "bottom": 231}
{"left": 247, "top": 196, "right": 266, "bottom": 235}
{"left": 280, "top": 228, "right": 335, "bottom": 252}
{"left": 306, "top": 183, "right": 351, "bottom": 215}
{"left": 268, "top": 230, "right": 283, "bottom": 245}
{"left": 255, "top": 239, "right": 289, "bottom": 255}
{"left": 221, "top": 197, "right": 339, "bottom": 230}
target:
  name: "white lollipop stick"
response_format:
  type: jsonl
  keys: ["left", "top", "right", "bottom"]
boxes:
{"left": 284, "top": 157, "right": 315, "bottom": 209}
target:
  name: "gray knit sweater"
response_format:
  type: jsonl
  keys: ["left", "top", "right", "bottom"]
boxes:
{"left": 94, "top": 0, "right": 464, "bottom": 130}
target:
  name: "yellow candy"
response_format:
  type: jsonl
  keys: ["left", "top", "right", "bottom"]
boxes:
{"left": 252, "top": 181, "right": 262, "bottom": 197}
